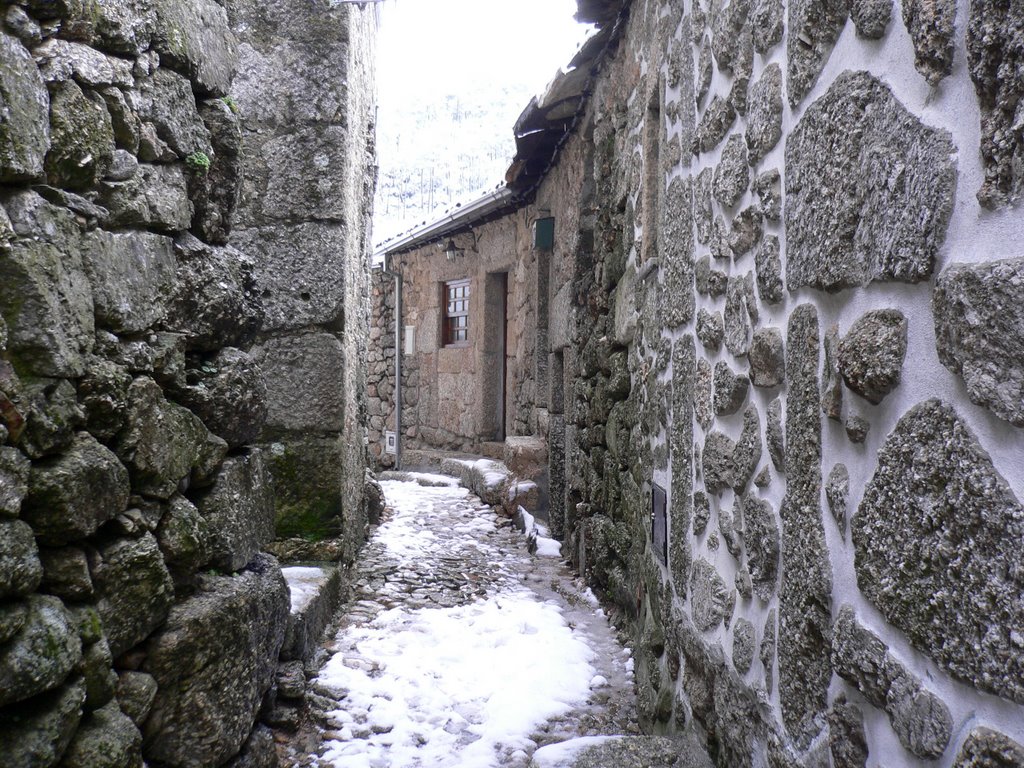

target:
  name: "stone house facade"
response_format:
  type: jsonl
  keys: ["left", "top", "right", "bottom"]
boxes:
{"left": 372, "top": 0, "right": 1024, "bottom": 763}
{"left": 0, "top": 1, "right": 376, "bottom": 766}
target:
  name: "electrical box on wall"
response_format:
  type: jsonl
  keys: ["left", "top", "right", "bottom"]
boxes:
{"left": 533, "top": 217, "right": 554, "bottom": 250}
{"left": 404, "top": 325, "right": 416, "bottom": 355}
{"left": 384, "top": 431, "right": 397, "bottom": 455}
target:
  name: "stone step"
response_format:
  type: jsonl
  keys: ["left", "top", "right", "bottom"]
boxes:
{"left": 280, "top": 565, "right": 346, "bottom": 662}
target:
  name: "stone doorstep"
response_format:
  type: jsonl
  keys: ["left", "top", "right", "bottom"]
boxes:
{"left": 439, "top": 456, "right": 512, "bottom": 507}
{"left": 279, "top": 565, "right": 346, "bottom": 663}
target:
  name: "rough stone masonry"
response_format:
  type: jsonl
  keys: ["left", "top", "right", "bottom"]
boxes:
{"left": 0, "top": 1, "right": 376, "bottom": 766}
{"left": 361, "top": 0, "right": 1024, "bottom": 765}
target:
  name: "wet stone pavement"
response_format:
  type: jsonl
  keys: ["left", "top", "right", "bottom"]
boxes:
{"left": 281, "top": 472, "right": 639, "bottom": 768}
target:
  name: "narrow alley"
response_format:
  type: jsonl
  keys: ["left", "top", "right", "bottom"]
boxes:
{"left": 285, "top": 472, "right": 640, "bottom": 768}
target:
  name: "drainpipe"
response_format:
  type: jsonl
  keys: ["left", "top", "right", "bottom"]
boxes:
{"left": 381, "top": 261, "right": 403, "bottom": 470}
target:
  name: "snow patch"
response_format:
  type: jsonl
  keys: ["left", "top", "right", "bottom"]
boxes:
{"left": 535, "top": 536, "right": 563, "bottom": 558}
{"left": 318, "top": 592, "right": 597, "bottom": 768}
{"left": 282, "top": 566, "right": 331, "bottom": 614}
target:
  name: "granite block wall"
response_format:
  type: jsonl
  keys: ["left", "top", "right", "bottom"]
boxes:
{"left": 0, "top": 0, "right": 376, "bottom": 765}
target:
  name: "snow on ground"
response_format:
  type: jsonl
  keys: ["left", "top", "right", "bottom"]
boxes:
{"left": 283, "top": 566, "right": 331, "bottom": 613}
{"left": 375, "top": 481, "right": 470, "bottom": 560}
{"left": 312, "top": 477, "right": 627, "bottom": 768}
{"left": 318, "top": 592, "right": 596, "bottom": 768}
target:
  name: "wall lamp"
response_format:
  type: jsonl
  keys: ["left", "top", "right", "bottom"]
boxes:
{"left": 443, "top": 239, "right": 460, "bottom": 262}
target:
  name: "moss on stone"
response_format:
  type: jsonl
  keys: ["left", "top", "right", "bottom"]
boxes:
{"left": 268, "top": 443, "right": 342, "bottom": 541}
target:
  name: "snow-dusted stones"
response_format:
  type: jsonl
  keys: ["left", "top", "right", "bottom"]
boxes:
{"left": 934, "top": 257, "right": 1024, "bottom": 426}
{"left": 832, "top": 606, "right": 952, "bottom": 758}
{"left": 902, "top": 0, "right": 956, "bottom": 84}
{"left": 785, "top": 71, "right": 957, "bottom": 292}
{"left": 780, "top": 304, "right": 831, "bottom": 748}
{"left": 968, "top": 0, "right": 1024, "bottom": 207}
{"left": 529, "top": 734, "right": 712, "bottom": 768}
{"left": 838, "top": 309, "right": 908, "bottom": 405}
{"left": 853, "top": 400, "right": 1024, "bottom": 703}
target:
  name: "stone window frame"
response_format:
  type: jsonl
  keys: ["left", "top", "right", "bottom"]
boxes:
{"left": 441, "top": 278, "right": 471, "bottom": 347}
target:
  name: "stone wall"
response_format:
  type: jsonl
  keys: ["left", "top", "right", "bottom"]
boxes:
{"left": 373, "top": 0, "right": 1024, "bottom": 762}
{"left": 0, "top": 1, "right": 375, "bottom": 766}
{"left": 558, "top": 0, "right": 1024, "bottom": 764}
{"left": 227, "top": 0, "right": 377, "bottom": 561}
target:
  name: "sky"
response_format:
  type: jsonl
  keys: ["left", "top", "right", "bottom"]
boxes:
{"left": 373, "top": 0, "right": 594, "bottom": 243}
{"left": 377, "top": 0, "right": 592, "bottom": 101}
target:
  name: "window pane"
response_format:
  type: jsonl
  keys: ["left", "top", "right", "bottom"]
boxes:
{"left": 442, "top": 279, "right": 470, "bottom": 345}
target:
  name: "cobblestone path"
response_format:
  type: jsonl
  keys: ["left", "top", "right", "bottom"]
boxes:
{"left": 287, "top": 473, "right": 638, "bottom": 768}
